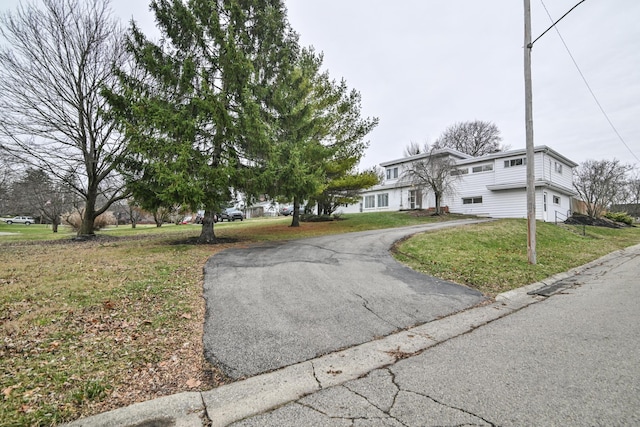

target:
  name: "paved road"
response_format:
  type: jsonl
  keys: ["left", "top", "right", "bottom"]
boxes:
{"left": 231, "top": 245, "right": 640, "bottom": 426}
{"left": 203, "top": 220, "right": 490, "bottom": 379}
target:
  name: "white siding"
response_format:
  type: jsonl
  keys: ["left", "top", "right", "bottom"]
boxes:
{"left": 449, "top": 189, "right": 528, "bottom": 218}
{"left": 540, "top": 152, "right": 574, "bottom": 189}
{"left": 495, "top": 155, "right": 527, "bottom": 185}
{"left": 339, "top": 146, "right": 576, "bottom": 219}
{"left": 447, "top": 163, "right": 496, "bottom": 216}
{"left": 541, "top": 191, "right": 572, "bottom": 223}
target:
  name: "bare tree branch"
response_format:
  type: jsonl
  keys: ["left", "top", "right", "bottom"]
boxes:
{"left": 573, "top": 159, "right": 631, "bottom": 218}
{"left": 0, "top": 0, "right": 129, "bottom": 235}
{"left": 400, "top": 144, "right": 460, "bottom": 214}
{"left": 433, "top": 120, "right": 509, "bottom": 157}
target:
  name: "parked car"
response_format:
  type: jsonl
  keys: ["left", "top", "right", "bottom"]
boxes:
{"left": 219, "top": 208, "right": 244, "bottom": 221}
{"left": 279, "top": 205, "right": 305, "bottom": 216}
{"left": 3, "top": 216, "right": 35, "bottom": 225}
{"left": 279, "top": 205, "right": 294, "bottom": 216}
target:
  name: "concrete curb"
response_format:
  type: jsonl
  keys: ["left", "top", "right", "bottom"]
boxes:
{"left": 67, "top": 293, "right": 539, "bottom": 427}
{"left": 64, "top": 243, "right": 640, "bottom": 427}
{"left": 65, "top": 391, "right": 206, "bottom": 427}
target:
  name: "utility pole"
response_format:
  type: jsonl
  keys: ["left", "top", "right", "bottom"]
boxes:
{"left": 524, "top": 0, "right": 536, "bottom": 264}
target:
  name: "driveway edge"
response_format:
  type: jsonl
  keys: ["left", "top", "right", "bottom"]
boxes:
{"left": 65, "top": 243, "right": 640, "bottom": 427}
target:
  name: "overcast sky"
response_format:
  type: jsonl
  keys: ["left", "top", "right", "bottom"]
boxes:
{"left": 3, "top": 0, "right": 639, "bottom": 170}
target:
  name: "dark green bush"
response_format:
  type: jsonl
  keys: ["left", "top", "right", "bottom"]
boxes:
{"left": 300, "top": 214, "right": 333, "bottom": 222}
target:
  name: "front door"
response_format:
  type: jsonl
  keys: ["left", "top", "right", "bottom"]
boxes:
{"left": 543, "top": 192, "right": 548, "bottom": 222}
{"left": 409, "top": 190, "right": 422, "bottom": 209}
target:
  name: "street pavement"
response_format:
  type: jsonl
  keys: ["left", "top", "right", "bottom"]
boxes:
{"left": 66, "top": 235, "right": 640, "bottom": 427}
{"left": 229, "top": 244, "right": 640, "bottom": 426}
{"left": 202, "top": 220, "right": 490, "bottom": 379}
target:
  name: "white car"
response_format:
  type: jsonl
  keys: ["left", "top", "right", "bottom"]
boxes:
{"left": 220, "top": 208, "right": 244, "bottom": 221}
{"left": 3, "top": 216, "right": 36, "bottom": 225}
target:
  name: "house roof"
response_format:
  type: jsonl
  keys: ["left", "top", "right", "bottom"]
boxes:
{"left": 486, "top": 179, "right": 578, "bottom": 196}
{"left": 379, "top": 145, "right": 578, "bottom": 168}
{"left": 380, "top": 148, "right": 472, "bottom": 167}
{"left": 455, "top": 145, "right": 578, "bottom": 167}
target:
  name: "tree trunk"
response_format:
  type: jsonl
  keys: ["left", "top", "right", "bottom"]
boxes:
{"left": 197, "top": 210, "right": 217, "bottom": 243}
{"left": 78, "top": 197, "right": 97, "bottom": 236}
{"left": 153, "top": 211, "right": 163, "bottom": 227}
{"left": 434, "top": 192, "right": 442, "bottom": 215}
{"left": 290, "top": 197, "right": 300, "bottom": 227}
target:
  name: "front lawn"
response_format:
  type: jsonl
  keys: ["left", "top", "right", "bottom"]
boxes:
{"left": 2, "top": 213, "right": 639, "bottom": 425}
{"left": 393, "top": 219, "right": 640, "bottom": 295}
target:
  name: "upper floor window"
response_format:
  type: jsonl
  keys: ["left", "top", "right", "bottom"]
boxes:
{"left": 451, "top": 168, "right": 469, "bottom": 176}
{"left": 504, "top": 158, "right": 526, "bottom": 168}
{"left": 554, "top": 162, "right": 563, "bottom": 174}
{"left": 472, "top": 164, "right": 493, "bottom": 173}
{"left": 386, "top": 167, "right": 398, "bottom": 180}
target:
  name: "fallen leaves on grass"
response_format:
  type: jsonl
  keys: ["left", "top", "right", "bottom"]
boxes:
{"left": 0, "top": 235, "right": 234, "bottom": 425}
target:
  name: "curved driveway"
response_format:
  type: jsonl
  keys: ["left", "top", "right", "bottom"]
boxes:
{"left": 203, "top": 219, "right": 490, "bottom": 379}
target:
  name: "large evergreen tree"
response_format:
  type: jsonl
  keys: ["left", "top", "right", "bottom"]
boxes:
{"left": 108, "top": 0, "right": 297, "bottom": 242}
{"left": 267, "top": 48, "right": 378, "bottom": 226}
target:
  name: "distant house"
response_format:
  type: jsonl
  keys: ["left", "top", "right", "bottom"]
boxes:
{"left": 340, "top": 145, "right": 578, "bottom": 221}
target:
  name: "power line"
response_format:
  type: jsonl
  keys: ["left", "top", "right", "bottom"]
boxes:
{"left": 531, "top": 0, "right": 587, "bottom": 48}
{"left": 539, "top": 0, "right": 640, "bottom": 164}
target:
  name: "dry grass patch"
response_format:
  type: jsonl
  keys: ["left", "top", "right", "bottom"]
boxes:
{"left": 0, "top": 212, "right": 490, "bottom": 425}
{"left": 1, "top": 234, "right": 233, "bottom": 426}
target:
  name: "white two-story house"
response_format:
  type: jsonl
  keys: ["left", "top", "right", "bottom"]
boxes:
{"left": 341, "top": 145, "right": 578, "bottom": 222}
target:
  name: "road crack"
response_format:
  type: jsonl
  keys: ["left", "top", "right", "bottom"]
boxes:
{"left": 354, "top": 293, "right": 400, "bottom": 329}
{"left": 400, "top": 389, "right": 496, "bottom": 426}
{"left": 343, "top": 369, "right": 409, "bottom": 427}
{"left": 198, "top": 392, "right": 212, "bottom": 427}
{"left": 310, "top": 361, "right": 323, "bottom": 389}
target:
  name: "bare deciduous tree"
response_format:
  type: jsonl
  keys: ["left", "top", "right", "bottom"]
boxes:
{"left": 9, "top": 168, "right": 75, "bottom": 232}
{"left": 626, "top": 174, "right": 640, "bottom": 207}
{"left": 433, "top": 120, "right": 509, "bottom": 157}
{"left": 0, "top": 151, "right": 19, "bottom": 215}
{"left": 0, "top": 0, "right": 129, "bottom": 236}
{"left": 401, "top": 143, "right": 460, "bottom": 214}
{"left": 573, "top": 159, "right": 631, "bottom": 218}
{"left": 403, "top": 141, "right": 424, "bottom": 157}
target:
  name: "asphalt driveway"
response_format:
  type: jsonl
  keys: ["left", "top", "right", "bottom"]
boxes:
{"left": 203, "top": 219, "right": 490, "bottom": 379}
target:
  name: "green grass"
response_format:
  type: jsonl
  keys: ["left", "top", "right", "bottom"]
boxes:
{"left": 2, "top": 212, "right": 640, "bottom": 426}
{"left": 393, "top": 219, "right": 640, "bottom": 295}
{"left": 0, "top": 223, "right": 76, "bottom": 241}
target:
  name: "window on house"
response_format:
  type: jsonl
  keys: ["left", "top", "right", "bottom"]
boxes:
{"left": 553, "top": 195, "right": 561, "bottom": 205}
{"left": 364, "top": 195, "right": 375, "bottom": 208}
{"left": 554, "top": 162, "right": 563, "bottom": 174}
{"left": 504, "top": 158, "right": 526, "bottom": 168}
{"left": 451, "top": 168, "right": 469, "bottom": 176}
{"left": 386, "top": 167, "right": 398, "bottom": 180}
{"left": 462, "top": 197, "right": 483, "bottom": 205}
{"left": 472, "top": 164, "right": 493, "bottom": 173}
{"left": 377, "top": 193, "right": 389, "bottom": 207}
